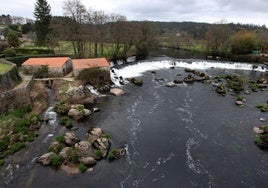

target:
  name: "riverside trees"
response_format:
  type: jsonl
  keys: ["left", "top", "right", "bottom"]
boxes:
{"left": 57, "top": 0, "right": 156, "bottom": 59}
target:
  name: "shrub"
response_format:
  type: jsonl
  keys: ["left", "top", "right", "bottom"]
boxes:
{"left": 77, "top": 68, "right": 111, "bottom": 87}
{"left": 54, "top": 101, "right": 71, "bottom": 115}
{"left": 107, "top": 149, "right": 117, "bottom": 160}
{"left": 78, "top": 163, "right": 87, "bottom": 173}
{"left": 50, "top": 155, "right": 63, "bottom": 167}
{"left": 60, "top": 116, "right": 73, "bottom": 129}
{"left": 3, "top": 48, "right": 16, "bottom": 57}
{"left": 56, "top": 135, "right": 65, "bottom": 143}
{"left": 94, "top": 150, "right": 102, "bottom": 158}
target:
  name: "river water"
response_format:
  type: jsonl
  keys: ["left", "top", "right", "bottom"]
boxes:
{"left": 1, "top": 56, "right": 268, "bottom": 188}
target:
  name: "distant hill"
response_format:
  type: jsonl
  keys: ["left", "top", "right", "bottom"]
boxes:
{"left": 152, "top": 21, "right": 268, "bottom": 39}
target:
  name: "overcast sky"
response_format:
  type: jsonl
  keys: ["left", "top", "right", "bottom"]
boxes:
{"left": 0, "top": 0, "right": 267, "bottom": 26}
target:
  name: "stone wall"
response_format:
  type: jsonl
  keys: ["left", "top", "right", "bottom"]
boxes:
{"left": 0, "top": 60, "right": 21, "bottom": 93}
{"left": 0, "top": 74, "right": 34, "bottom": 115}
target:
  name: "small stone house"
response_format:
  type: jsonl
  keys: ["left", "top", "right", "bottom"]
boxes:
{"left": 22, "top": 57, "right": 72, "bottom": 77}
{"left": 72, "top": 58, "right": 110, "bottom": 77}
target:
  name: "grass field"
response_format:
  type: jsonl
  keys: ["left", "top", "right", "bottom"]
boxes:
{"left": 0, "top": 62, "right": 11, "bottom": 74}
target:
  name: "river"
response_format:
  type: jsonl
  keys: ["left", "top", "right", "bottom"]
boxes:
{"left": 1, "top": 54, "right": 268, "bottom": 187}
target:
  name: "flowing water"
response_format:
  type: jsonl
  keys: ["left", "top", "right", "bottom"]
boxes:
{"left": 1, "top": 57, "right": 268, "bottom": 188}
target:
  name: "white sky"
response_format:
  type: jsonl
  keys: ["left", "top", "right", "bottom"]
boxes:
{"left": 0, "top": 0, "right": 267, "bottom": 26}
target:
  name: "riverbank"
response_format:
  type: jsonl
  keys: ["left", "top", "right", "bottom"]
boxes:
{"left": 150, "top": 47, "right": 268, "bottom": 64}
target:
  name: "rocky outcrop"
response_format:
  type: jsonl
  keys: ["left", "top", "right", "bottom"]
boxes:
{"left": 37, "top": 152, "right": 56, "bottom": 166}
{"left": 64, "top": 132, "right": 80, "bottom": 146}
{"left": 68, "top": 104, "right": 91, "bottom": 121}
{"left": 66, "top": 85, "right": 95, "bottom": 105}
{"left": 37, "top": 128, "right": 125, "bottom": 173}
{"left": 110, "top": 88, "right": 124, "bottom": 96}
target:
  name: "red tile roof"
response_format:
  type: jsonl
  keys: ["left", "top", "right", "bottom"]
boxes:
{"left": 72, "top": 58, "right": 109, "bottom": 70}
{"left": 22, "top": 57, "right": 70, "bottom": 68}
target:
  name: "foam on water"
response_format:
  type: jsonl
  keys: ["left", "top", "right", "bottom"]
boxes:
{"left": 87, "top": 84, "right": 99, "bottom": 96}
{"left": 111, "top": 60, "right": 267, "bottom": 86}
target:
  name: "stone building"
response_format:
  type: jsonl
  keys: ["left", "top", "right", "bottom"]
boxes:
{"left": 72, "top": 58, "right": 110, "bottom": 77}
{"left": 22, "top": 57, "right": 72, "bottom": 77}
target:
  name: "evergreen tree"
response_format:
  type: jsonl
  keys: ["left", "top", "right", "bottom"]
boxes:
{"left": 34, "top": 0, "right": 52, "bottom": 46}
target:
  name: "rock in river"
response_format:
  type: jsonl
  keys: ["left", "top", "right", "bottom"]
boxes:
{"left": 110, "top": 88, "right": 124, "bottom": 96}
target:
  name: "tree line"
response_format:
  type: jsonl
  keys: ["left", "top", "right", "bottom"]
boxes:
{"left": 2, "top": 0, "right": 268, "bottom": 60}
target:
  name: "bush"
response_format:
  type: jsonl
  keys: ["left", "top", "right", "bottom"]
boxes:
{"left": 59, "top": 116, "right": 73, "bottom": 129}
{"left": 56, "top": 135, "right": 65, "bottom": 143}
{"left": 94, "top": 150, "right": 102, "bottom": 158}
{"left": 77, "top": 68, "right": 111, "bottom": 87}
{"left": 78, "top": 163, "right": 87, "bottom": 173}
{"left": 3, "top": 48, "right": 16, "bottom": 57}
{"left": 107, "top": 149, "right": 117, "bottom": 160}
{"left": 54, "top": 101, "right": 71, "bottom": 115}
{"left": 50, "top": 155, "right": 63, "bottom": 167}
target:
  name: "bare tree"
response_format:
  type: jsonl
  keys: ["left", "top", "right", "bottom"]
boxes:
{"left": 205, "top": 21, "right": 231, "bottom": 56}
{"left": 63, "top": 0, "right": 86, "bottom": 58}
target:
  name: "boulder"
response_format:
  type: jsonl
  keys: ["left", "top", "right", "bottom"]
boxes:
{"left": 93, "top": 138, "right": 111, "bottom": 158}
{"left": 183, "top": 74, "right": 195, "bottom": 84}
{"left": 166, "top": 82, "right": 176, "bottom": 87}
{"left": 93, "top": 108, "right": 101, "bottom": 113}
{"left": 64, "top": 132, "right": 80, "bottom": 146}
{"left": 253, "top": 126, "right": 264, "bottom": 134}
{"left": 129, "top": 77, "right": 143, "bottom": 86}
{"left": 68, "top": 105, "right": 91, "bottom": 121}
{"left": 68, "top": 109, "right": 83, "bottom": 121}
{"left": 59, "top": 147, "right": 71, "bottom": 160}
{"left": 66, "top": 85, "right": 95, "bottom": 105}
{"left": 48, "top": 141, "right": 64, "bottom": 153}
{"left": 108, "top": 148, "right": 126, "bottom": 160}
{"left": 260, "top": 118, "right": 266, "bottom": 122}
{"left": 78, "top": 157, "right": 97, "bottom": 166}
{"left": 155, "top": 77, "right": 165, "bottom": 82}
{"left": 110, "top": 88, "right": 124, "bottom": 96}
{"left": 75, "top": 141, "right": 92, "bottom": 157}
{"left": 37, "top": 152, "right": 56, "bottom": 166}
{"left": 173, "top": 79, "right": 183, "bottom": 84}
{"left": 87, "top": 128, "right": 104, "bottom": 143}
{"left": 216, "top": 85, "right": 226, "bottom": 95}
{"left": 236, "top": 100, "right": 244, "bottom": 106}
